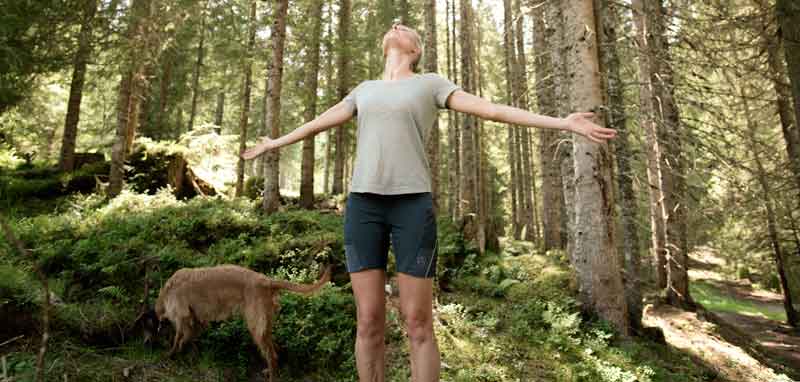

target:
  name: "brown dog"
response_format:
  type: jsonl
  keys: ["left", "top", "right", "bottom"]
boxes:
{"left": 153, "top": 264, "right": 331, "bottom": 381}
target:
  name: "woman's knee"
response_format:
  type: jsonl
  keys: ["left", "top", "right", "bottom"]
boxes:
{"left": 357, "top": 309, "right": 385, "bottom": 340}
{"left": 403, "top": 310, "right": 434, "bottom": 344}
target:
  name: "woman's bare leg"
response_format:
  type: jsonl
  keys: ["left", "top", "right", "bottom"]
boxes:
{"left": 397, "top": 272, "right": 439, "bottom": 382}
{"left": 350, "top": 269, "right": 387, "bottom": 382}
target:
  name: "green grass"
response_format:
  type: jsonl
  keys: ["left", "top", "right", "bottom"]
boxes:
{"left": 691, "top": 281, "right": 787, "bottom": 322}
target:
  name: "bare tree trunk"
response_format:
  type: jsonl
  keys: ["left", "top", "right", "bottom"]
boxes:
{"left": 503, "top": 0, "right": 520, "bottom": 239}
{"left": 514, "top": 0, "right": 535, "bottom": 242}
{"left": 262, "top": 0, "right": 288, "bottom": 212}
{"left": 234, "top": 0, "right": 257, "bottom": 198}
{"left": 596, "top": 0, "right": 642, "bottom": 331}
{"left": 324, "top": 0, "right": 334, "bottom": 195}
{"left": 59, "top": 0, "right": 97, "bottom": 172}
{"left": 423, "top": 0, "right": 441, "bottom": 212}
{"left": 332, "top": 0, "right": 352, "bottom": 195}
{"left": 533, "top": 3, "right": 565, "bottom": 251}
{"left": 632, "top": 0, "right": 667, "bottom": 289}
{"left": 459, "top": 0, "right": 480, "bottom": 251}
{"left": 447, "top": 0, "right": 461, "bottom": 221}
{"left": 187, "top": 3, "right": 206, "bottom": 133}
{"left": 563, "top": 0, "right": 629, "bottom": 335}
{"left": 214, "top": 92, "right": 224, "bottom": 134}
{"left": 108, "top": 0, "right": 151, "bottom": 198}
{"left": 156, "top": 54, "right": 174, "bottom": 136}
{"left": 650, "top": 0, "right": 692, "bottom": 309}
{"left": 300, "top": 0, "right": 324, "bottom": 209}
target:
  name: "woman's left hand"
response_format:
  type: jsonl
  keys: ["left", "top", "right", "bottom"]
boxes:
{"left": 563, "top": 112, "right": 617, "bottom": 143}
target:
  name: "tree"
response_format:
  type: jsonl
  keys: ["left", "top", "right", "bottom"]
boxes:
{"left": 187, "top": 1, "right": 208, "bottom": 133}
{"left": 562, "top": 0, "right": 629, "bottom": 335}
{"left": 423, "top": 0, "right": 441, "bottom": 211}
{"left": 332, "top": 0, "right": 353, "bottom": 196}
{"left": 756, "top": 0, "right": 800, "bottom": 195}
{"left": 0, "top": 0, "right": 75, "bottom": 115}
{"left": 109, "top": 0, "right": 153, "bottom": 198}
{"left": 514, "top": 0, "right": 538, "bottom": 242}
{"left": 503, "top": 0, "right": 520, "bottom": 239}
{"left": 533, "top": 2, "right": 565, "bottom": 251}
{"left": 596, "top": 0, "right": 642, "bottom": 331}
{"left": 59, "top": 0, "right": 98, "bottom": 172}
{"left": 459, "top": 0, "right": 481, "bottom": 252}
{"left": 300, "top": 0, "right": 324, "bottom": 209}
{"left": 777, "top": 0, "right": 800, "bottom": 147}
{"left": 632, "top": 0, "right": 667, "bottom": 289}
{"left": 234, "top": 0, "right": 258, "bottom": 197}
{"left": 262, "top": 0, "right": 289, "bottom": 212}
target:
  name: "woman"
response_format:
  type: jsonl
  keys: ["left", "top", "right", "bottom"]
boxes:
{"left": 241, "top": 22, "right": 616, "bottom": 382}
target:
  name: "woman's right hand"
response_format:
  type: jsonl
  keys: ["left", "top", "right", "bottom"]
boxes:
{"left": 240, "top": 137, "right": 277, "bottom": 160}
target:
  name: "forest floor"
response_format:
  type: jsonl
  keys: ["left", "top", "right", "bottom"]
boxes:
{"left": 643, "top": 248, "right": 800, "bottom": 382}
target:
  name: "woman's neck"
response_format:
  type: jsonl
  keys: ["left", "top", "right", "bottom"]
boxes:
{"left": 382, "top": 48, "right": 415, "bottom": 81}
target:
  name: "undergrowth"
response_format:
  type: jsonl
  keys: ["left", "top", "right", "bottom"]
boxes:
{"left": 0, "top": 181, "right": 720, "bottom": 381}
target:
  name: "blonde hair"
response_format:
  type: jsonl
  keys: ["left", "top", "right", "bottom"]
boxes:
{"left": 409, "top": 28, "right": 424, "bottom": 72}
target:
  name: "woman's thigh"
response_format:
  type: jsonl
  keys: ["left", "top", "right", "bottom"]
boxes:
{"left": 350, "top": 268, "right": 387, "bottom": 326}
{"left": 397, "top": 272, "right": 434, "bottom": 325}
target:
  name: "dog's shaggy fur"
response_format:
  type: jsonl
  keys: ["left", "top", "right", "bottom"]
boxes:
{"left": 152, "top": 264, "right": 331, "bottom": 381}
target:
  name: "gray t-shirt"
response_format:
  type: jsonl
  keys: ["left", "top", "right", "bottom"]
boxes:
{"left": 343, "top": 72, "right": 461, "bottom": 195}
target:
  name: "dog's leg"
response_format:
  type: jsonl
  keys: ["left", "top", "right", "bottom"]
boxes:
{"left": 167, "top": 325, "right": 183, "bottom": 358}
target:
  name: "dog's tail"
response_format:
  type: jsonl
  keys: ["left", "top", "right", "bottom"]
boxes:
{"left": 268, "top": 265, "right": 332, "bottom": 295}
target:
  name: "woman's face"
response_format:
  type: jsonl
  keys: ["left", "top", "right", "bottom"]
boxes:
{"left": 382, "top": 23, "right": 419, "bottom": 58}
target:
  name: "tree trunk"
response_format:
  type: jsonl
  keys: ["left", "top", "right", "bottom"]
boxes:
{"left": 562, "top": 0, "right": 630, "bottom": 336}
{"left": 740, "top": 86, "right": 799, "bottom": 327}
{"left": 777, "top": 0, "right": 800, "bottom": 154}
{"left": 59, "top": 0, "right": 97, "bottom": 172}
{"left": 533, "top": 3, "right": 565, "bottom": 251}
{"left": 155, "top": 53, "right": 174, "bottom": 137}
{"left": 447, "top": 0, "right": 461, "bottom": 221}
{"left": 758, "top": 1, "right": 800, "bottom": 194}
{"left": 503, "top": 0, "right": 520, "bottom": 239}
{"left": 632, "top": 0, "right": 667, "bottom": 289}
{"left": 234, "top": 0, "right": 257, "bottom": 198}
{"left": 214, "top": 92, "right": 224, "bottom": 134}
{"left": 423, "top": 0, "right": 441, "bottom": 212}
{"left": 324, "top": 0, "right": 335, "bottom": 195}
{"left": 108, "top": 0, "right": 151, "bottom": 198}
{"left": 459, "top": 0, "right": 480, "bottom": 251}
{"left": 332, "top": 0, "right": 352, "bottom": 196}
{"left": 261, "top": 0, "right": 288, "bottom": 212}
{"left": 514, "top": 0, "right": 536, "bottom": 242}
{"left": 300, "top": 0, "right": 324, "bottom": 209}
{"left": 596, "top": 0, "right": 642, "bottom": 331}
{"left": 187, "top": 3, "right": 206, "bottom": 133}
{"left": 650, "top": 0, "right": 692, "bottom": 309}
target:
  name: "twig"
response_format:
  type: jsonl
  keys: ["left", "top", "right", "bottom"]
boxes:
{"left": 0, "top": 214, "right": 50, "bottom": 382}
{"left": 0, "top": 335, "right": 24, "bottom": 348}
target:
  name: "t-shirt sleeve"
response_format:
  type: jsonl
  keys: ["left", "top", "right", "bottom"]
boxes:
{"left": 343, "top": 81, "right": 363, "bottom": 115}
{"left": 430, "top": 74, "right": 461, "bottom": 109}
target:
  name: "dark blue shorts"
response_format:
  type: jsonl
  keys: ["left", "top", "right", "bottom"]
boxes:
{"left": 343, "top": 192, "right": 438, "bottom": 278}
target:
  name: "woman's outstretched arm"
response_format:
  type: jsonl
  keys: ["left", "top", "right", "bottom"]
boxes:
{"left": 445, "top": 89, "right": 617, "bottom": 143}
{"left": 240, "top": 100, "right": 355, "bottom": 160}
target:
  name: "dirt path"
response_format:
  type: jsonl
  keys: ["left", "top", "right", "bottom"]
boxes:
{"left": 643, "top": 248, "right": 799, "bottom": 382}
{"left": 690, "top": 249, "right": 800, "bottom": 377}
